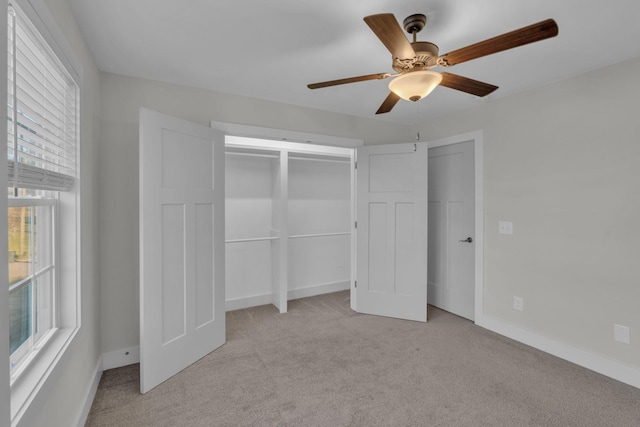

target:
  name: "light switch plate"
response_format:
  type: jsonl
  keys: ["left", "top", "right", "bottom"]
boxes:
{"left": 499, "top": 221, "right": 513, "bottom": 235}
{"left": 614, "top": 324, "right": 630, "bottom": 344}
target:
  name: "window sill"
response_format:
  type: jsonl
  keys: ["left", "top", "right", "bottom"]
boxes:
{"left": 10, "top": 327, "right": 79, "bottom": 426}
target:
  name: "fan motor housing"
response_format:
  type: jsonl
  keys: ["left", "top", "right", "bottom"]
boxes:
{"left": 403, "top": 14, "right": 427, "bottom": 34}
{"left": 392, "top": 41, "right": 439, "bottom": 72}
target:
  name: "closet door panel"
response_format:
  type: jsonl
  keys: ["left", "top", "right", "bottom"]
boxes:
{"left": 140, "top": 109, "right": 225, "bottom": 393}
{"left": 355, "top": 143, "right": 427, "bottom": 322}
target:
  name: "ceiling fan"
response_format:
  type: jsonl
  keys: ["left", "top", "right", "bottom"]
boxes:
{"left": 307, "top": 13, "right": 558, "bottom": 114}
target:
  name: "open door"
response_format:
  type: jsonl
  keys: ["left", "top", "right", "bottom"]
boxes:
{"left": 139, "top": 109, "right": 225, "bottom": 393}
{"left": 428, "top": 141, "right": 475, "bottom": 320}
{"left": 356, "top": 143, "right": 428, "bottom": 322}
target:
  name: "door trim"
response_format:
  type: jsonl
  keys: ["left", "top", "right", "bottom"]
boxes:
{"left": 427, "top": 131, "right": 484, "bottom": 326}
{"left": 210, "top": 121, "right": 364, "bottom": 148}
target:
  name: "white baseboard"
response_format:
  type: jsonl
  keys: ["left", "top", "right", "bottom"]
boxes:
{"left": 226, "top": 281, "right": 350, "bottom": 312}
{"left": 480, "top": 315, "right": 640, "bottom": 389}
{"left": 288, "top": 281, "right": 350, "bottom": 300}
{"left": 75, "top": 356, "right": 103, "bottom": 427}
{"left": 226, "top": 293, "right": 273, "bottom": 312}
{"left": 102, "top": 346, "right": 140, "bottom": 371}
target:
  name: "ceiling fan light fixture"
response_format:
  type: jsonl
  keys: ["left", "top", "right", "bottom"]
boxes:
{"left": 388, "top": 70, "right": 443, "bottom": 102}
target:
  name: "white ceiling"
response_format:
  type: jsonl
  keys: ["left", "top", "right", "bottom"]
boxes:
{"left": 69, "top": 0, "right": 640, "bottom": 124}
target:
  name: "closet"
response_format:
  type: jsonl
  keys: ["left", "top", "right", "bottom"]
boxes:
{"left": 224, "top": 136, "right": 354, "bottom": 313}
{"left": 141, "top": 109, "right": 429, "bottom": 392}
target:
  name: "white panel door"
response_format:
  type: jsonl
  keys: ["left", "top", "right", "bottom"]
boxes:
{"left": 140, "top": 109, "right": 225, "bottom": 393}
{"left": 428, "top": 141, "right": 475, "bottom": 320}
{"left": 356, "top": 143, "right": 428, "bottom": 322}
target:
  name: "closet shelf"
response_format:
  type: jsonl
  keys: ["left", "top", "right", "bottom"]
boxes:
{"left": 288, "top": 232, "right": 351, "bottom": 240}
{"left": 225, "top": 236, "right": 279, "bottom": 244}
{"left": 226, "top": 150, "right": 279, "bottom": 159}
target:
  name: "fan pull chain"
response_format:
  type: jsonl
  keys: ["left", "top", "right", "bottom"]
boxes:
{"left": 415, "top": 99, "right": 421, "bottom": 141}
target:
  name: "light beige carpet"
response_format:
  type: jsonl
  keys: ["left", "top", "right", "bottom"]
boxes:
{"left": 86, "top": 291, "right": 640, "bottom": 426}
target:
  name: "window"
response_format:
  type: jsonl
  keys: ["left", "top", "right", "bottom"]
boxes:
{"left": 8, "top": 197, "right": 56, "bottom": 370}
{"left": 6, "top": 1, "right": 79, "bottom": 383}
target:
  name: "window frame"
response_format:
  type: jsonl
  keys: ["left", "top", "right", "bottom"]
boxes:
{"left": 5, "top": 1, "right": 82, "bottom": 425}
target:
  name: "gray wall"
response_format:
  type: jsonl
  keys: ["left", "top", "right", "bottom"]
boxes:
{"left": 418, "top": 57, "right": 640, "bottom": 368}
{"left": 99, "top": 56, "right": 639, "bottom": 373}
{"left": 98, "top": 72, "right": 417, "bottom": 355}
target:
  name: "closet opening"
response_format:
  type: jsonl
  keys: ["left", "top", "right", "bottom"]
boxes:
{"left": 224, "top": 136, "right": 356, "bottom": 313}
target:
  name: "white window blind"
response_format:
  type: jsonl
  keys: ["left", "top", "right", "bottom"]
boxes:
{"left": 7, "top": 4, "right": 78, "bottom": 191}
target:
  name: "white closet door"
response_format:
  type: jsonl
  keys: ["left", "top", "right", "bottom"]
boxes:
{"left": 139, "top": 109, "right": 225, "bottom": 393}
{"left": 356, "top": 143, "right": 428, "bottom": 322}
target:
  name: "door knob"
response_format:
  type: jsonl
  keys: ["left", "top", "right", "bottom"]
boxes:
{"left": 459, "top": 237, "right": 473, "bottom": 243}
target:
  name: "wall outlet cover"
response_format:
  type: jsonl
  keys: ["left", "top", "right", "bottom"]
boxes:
{"left": 499, "top": 221, "right": 513, "bottom": 235}
{"left": 513, "top": 296, "right": 524, "bottom": 311}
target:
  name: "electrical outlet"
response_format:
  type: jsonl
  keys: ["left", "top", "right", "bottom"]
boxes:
{"left": 614, "top": 324, "right": 630, "bottom": 344}
{"left": 499, "top": 221, "right": 513, "bottom": 235}
{"left": 513, "top": 296, "right": 524, "bottom": 311}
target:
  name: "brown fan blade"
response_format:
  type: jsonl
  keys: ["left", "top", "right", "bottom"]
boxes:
{"left": 376, "top": 92, "right": 401, "bottom": 114}
{"left": 364, "top": 14, "right": 416, "bottom": 60}
{"left": 308, "top": 73, "right": 391, "bottom": 89}
{"left": 439, "top": 19, "right": 558, "bottom": 66}
{"left": 439, "top": 72, "right": 498, "bottom": 97}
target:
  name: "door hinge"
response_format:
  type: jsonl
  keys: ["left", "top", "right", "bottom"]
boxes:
{"left": 354, "top": 281, "right": 357, "bottom": 288}
{"left": 354, "top": 161, "right": 357, "bottom": 170}
{"left": 354, "top": 221, "right": 357, "bottom": 229}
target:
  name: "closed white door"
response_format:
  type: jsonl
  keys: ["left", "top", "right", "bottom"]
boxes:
{"left": 356, "top": 143, "right": 428, "bottom": 322}
{"left": 139, "top": 109, "right": 226, "bottom": 393}
{"left": 428, "top": 141, "right": 475, "bottom": 320}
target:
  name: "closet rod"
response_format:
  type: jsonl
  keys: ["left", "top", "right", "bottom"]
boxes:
{"left": 288, "top": 232, "right": 351, "bottom": 240}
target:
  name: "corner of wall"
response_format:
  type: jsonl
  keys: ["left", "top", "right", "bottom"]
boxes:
{"left": 102, "top": 346, "right": 140, "bottom": 371}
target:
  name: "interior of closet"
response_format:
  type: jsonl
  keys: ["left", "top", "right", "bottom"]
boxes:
{"left": 224, "top": 136, "right": 354, "bottom": 313}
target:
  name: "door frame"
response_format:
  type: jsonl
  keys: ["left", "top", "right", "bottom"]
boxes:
{"left": 427, "top": 131, "right": 484, "bottom": 326}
